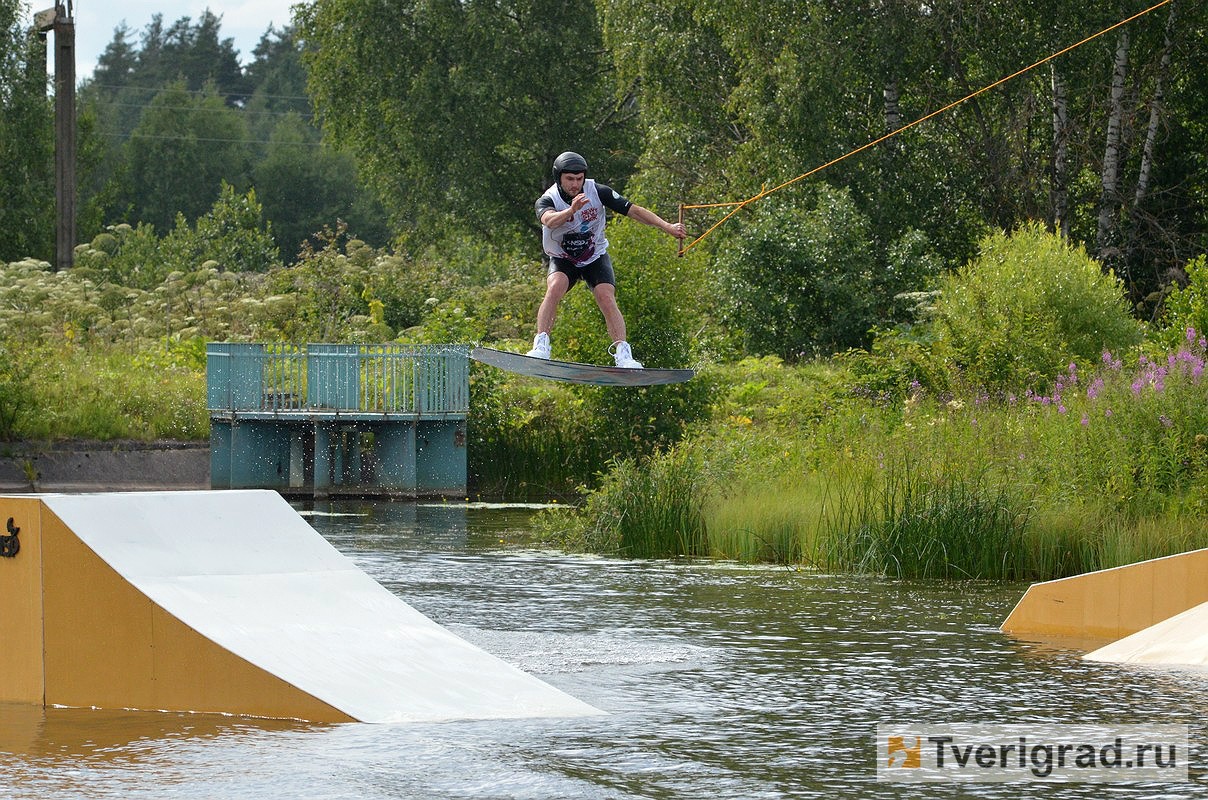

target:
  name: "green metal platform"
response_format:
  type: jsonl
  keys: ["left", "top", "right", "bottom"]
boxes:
{"left": 207, "top": 343, "right": 469, "bottom": 498}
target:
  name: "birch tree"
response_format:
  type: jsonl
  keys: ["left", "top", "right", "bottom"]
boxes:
{"left": 1132, "top": 1, "right": 1176, "bottom": 211}
{"left": 1096, "top": 30, "right": 1130, "bottom": 259}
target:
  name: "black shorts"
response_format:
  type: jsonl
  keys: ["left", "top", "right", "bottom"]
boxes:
{"left": 546, "top": 253, "right": 616, "bottom": 289}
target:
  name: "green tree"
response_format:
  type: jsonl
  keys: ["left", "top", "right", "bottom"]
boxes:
{"left": 81, "top": 13, "right": 250, "bottom": 158}
{"left": 80, "top": 16, "right": 390, "bottom": 256}
{"left": 80, "top": 13, "right": 256, "bottom": 237}
{"left": 133, "top": 11, "right": 247, "bottom": 100}
{"left": 298, "top": 0, "right": 640, "bottom": 241}
{"left": 164, "top": 182, "right": 279, "bottom": 273}
{"left": 253, "top": 113, "right": 388, "bottom": 258}
{"left": 716, "top": 185, "right": 894, "bottom": 360}
{"left": 606, "top": 0, "right": 1204, "bottom": 303}
{"left": 1119, "top": 1, "right": 1208, "bottom": 304}
{"left": 598, "top": 0, "right": 739, "bottom": 205}
{"left": 0, "top": 0, "right": 54, "bottom": 261}
{"left": 242, "top": 24, "right": 390, "bottom": 256}
{"left": 121, "top": 81, "right": 251, "bottom": 231}
{"left": 243, "top": 23, "right": 311, "bottom": 133}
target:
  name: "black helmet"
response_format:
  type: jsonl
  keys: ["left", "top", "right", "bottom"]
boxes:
{"left": 552, "top": 151, "right": 588, "bottom": 181}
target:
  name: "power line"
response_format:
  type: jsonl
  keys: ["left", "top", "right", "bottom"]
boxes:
{"left": 100, "top": 131, "right": 328, "bottom": 147}
{"left": 97, "top": 100, "right": 314, "bottom": 120}
{"left": 85, "top": 81, "right": 313, "bottom": 103}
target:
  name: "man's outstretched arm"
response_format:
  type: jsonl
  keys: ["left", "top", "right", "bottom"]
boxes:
{"left": 625, "top": 204, "right": 685, "bottom": 239}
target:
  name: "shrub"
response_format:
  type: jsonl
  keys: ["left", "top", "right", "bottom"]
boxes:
{"left": 841, "top": 321, "right": 952, "bottom": 401}
{"left": 1161, "top": 254, "right": 1208, "bottom": 350}
{"left": 932, "top": 223, "right": 1142, "bottom": 391}
{"left": 172, "top": 182, "right": 279, "bottom": 273}
{"left": 74, "top": 185, "right": 281, "bottom": 290}
{"left": 715, "top": 185, "right": 880, "bottom": 359}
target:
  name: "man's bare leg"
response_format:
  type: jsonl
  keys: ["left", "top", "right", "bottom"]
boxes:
{"left": 536, "top": 272, "right": 570, "bottom": 333}
{"left": 592, "top": 283, "right": 626, "bottom": 343}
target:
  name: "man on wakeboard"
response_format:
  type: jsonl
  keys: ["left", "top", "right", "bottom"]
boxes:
{"left": 527, "top": 151, "right": 685, "bottom": 368}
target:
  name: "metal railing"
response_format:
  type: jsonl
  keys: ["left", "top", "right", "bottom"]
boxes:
{"left": 206, "top": 343, "right": 469, "bottom": 414}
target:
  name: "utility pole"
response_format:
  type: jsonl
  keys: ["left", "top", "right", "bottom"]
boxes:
{"left": 34, "top": 3, "right": 75, "bottom": 271}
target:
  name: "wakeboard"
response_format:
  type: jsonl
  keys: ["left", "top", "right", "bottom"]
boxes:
{"left": 470, "top": 347, "right": 694, "bottom": 387}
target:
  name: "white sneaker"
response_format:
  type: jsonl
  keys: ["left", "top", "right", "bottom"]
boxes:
{"left": 526, "top": 332, "right": 551, "bottom": 359}
{"left": 610, "top": 340, "right": 643, "bottom": 369}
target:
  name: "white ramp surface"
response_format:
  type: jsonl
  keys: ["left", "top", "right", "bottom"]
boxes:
{"left": 43, "top": 490, "right": 602, "bottom": 723}
{"left": 1084, "top": 600, "right": 1208, "bottom": 668}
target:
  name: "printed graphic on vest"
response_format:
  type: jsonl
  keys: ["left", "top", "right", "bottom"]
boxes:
{"left": 561, "top": 225, "right": 596, "bottom": 263}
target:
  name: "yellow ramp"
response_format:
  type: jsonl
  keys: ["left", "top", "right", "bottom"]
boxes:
{"left": 1001, "top": 548, "right": 1208, "bottom": 641}
{"left": 1084, "top": 600, "right": 1208, "bottom": 667}
{"left": 0, "top": 491, "right": 602, "bottom": 723}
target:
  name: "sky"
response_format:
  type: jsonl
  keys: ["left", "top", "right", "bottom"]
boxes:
{"left": 21, "top": 0, "right": 303, "bottom": 80}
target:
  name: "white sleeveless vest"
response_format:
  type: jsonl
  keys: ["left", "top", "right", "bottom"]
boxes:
{"left": 540, "top": 179, "right": 609, "bottom": 265}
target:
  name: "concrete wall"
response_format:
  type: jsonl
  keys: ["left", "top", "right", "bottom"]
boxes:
{"left": 0, "top": 441, "right": 209, "bottom": 493}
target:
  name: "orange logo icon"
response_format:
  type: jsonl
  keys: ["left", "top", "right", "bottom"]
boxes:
{"left": 887, "top": 735, "right": 922, "bottom": 768}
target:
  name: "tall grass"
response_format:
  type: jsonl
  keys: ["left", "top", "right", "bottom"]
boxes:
{"left": 549, "top": 331, "right": 1208, "bottom": 580}
{"left": 813, "top": 460, "right": 1031, "bottom": 579}
{"left": 1019, "top": 503, "right": 1208, "bottom": 579}
{"left": 705, "top": 481, "right": 819, "bottom": 564}
{"left": 7, "top": 341, "right": 208, "bottom": 441}
{"left": 535, "top": 447, "right": 708, "bottom": 559}
{"left": 698, "top": 458, "right": 1032, "bottom": 578}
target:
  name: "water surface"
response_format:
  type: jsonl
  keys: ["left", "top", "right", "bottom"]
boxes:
{"left": 1, "top": 501, "right": 1204, "bottom": 798}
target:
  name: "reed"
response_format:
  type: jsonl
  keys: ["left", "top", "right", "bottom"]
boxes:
{"left": 796, "top": 457, "right": 1028, "bottom": 579}
{"left": 536, "top": 446, "right": 708, "bottom": 559}
{"left": 703, "top": 480, "right": 822, "bottom": 564}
